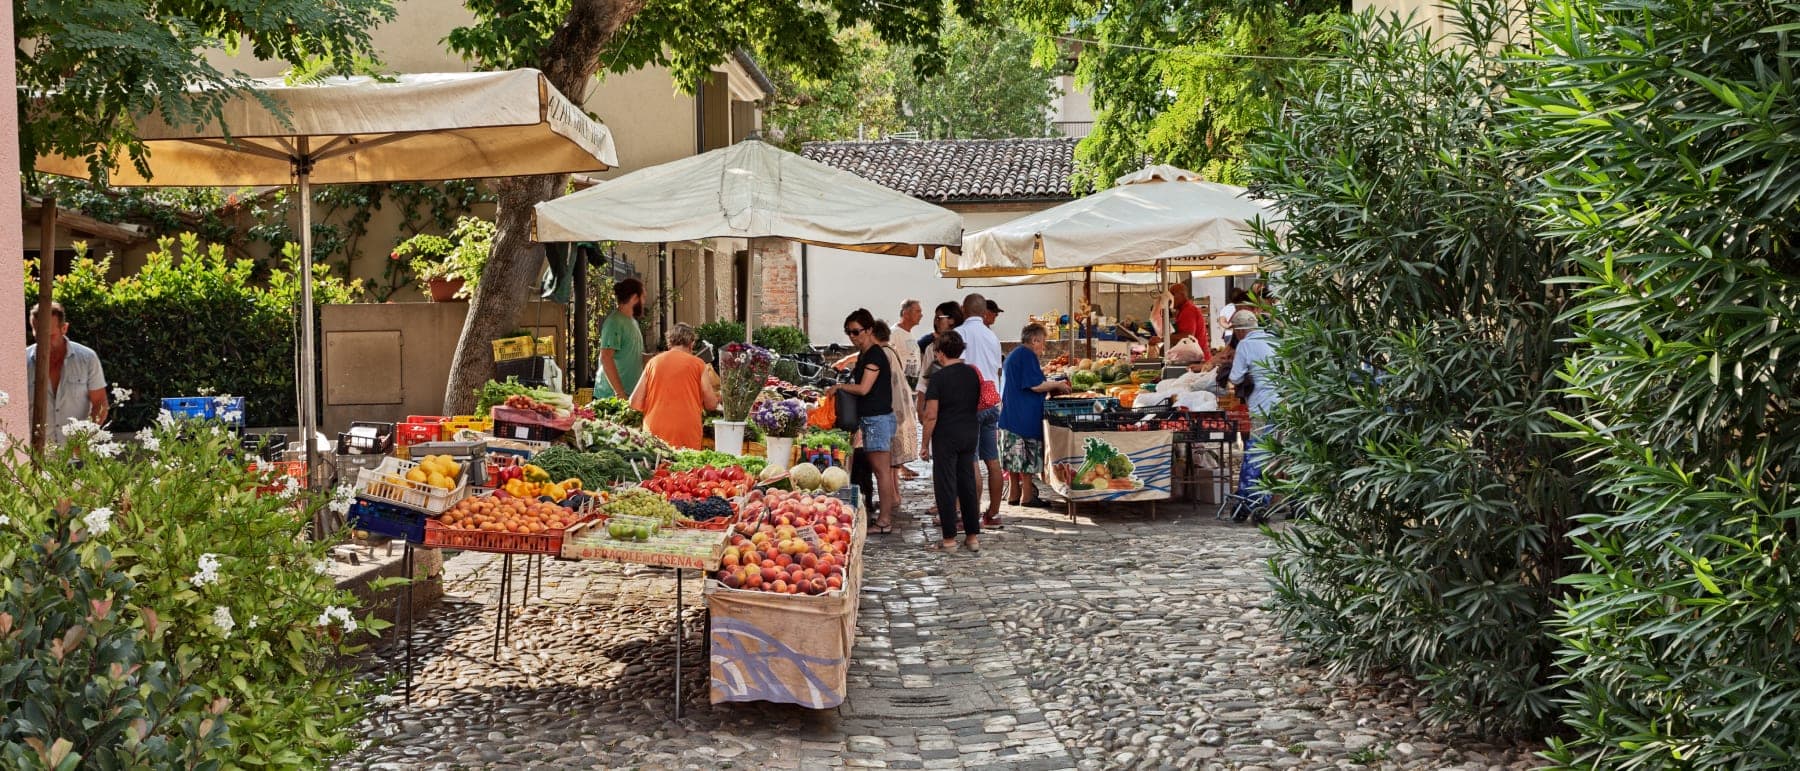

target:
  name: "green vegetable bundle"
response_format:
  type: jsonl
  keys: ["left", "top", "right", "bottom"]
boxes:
{"left": 669, "top": 449, "right": 767, "bottom": 477}
{"left": 796, "top": 428, "right": 851, "bottom": 451}
{"left": 530, "top": 446, "right": 635, "bottom": 489}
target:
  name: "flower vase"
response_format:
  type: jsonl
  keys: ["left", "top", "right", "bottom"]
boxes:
{"left": 764, "top": 436, "right": 795, "bottom": 468}
{"left": 714, "top": 420, "right": 748, "bottom": 456}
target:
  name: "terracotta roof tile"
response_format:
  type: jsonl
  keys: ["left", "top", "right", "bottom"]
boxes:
{"left": 800, "top": 137, "right": 1079, "bottom": 203}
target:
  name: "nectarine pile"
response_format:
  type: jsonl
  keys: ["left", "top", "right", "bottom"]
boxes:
{"left": 713, "top": 490, "right": 857, "bottom": 595}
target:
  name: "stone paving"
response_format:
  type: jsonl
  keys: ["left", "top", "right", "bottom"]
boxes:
{"left": 340, "top": 475, "right": 1541, "bottom": 770}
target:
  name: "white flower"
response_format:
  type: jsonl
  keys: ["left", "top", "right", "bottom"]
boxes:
{"left": 221, "top": 410, "right": 243, "bottom": 424}
{"left": 135, "top": 428, "right": 161, "bottom": 453}
{"left": 279, "top": 474, "right": 303, "bottom": 499}
{"left": 313, "top": 558, "right": 333, "bottom": 575}
{"left": 327, "top": 485, "right": 354, "bottom": 515}
{"left": 211, "top": 605, "right": 235, "bottom": 637}
{"left": 197, "top": 386, "right": 216, "bottom": 396}
{"left": 0, "top": 390, "right": 9, "bottom": 407}
{"left": 61, "top": 418, "right": 112, "bottom": 443}
{"left": 111, "top": 385, "right": 132, "bottom": 403}
{"left": 316, "top": 605, "right": 356, "bottom": 633}
{"left": 82, "top": 507, "right": 113, "bottom": 536}
{"left": 0, "top": 514, "right": 10, "bottom": 528}
{"left": 90, "top": 441, "right": 123, "bottom": 458}
{"left": 155, "top": 409, "right": 178, "bottom": 429}
{"left": 190, "top": 553, "right": 222, "bottom": 588}
{"left": 247, "top": 615, "right": 260, "bottom": 629}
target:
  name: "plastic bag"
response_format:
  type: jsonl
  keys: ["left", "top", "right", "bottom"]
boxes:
{"left": 809, "top": 393, "right": 838, "bottom": 430}
{"left": 1167, "top": 336, "right": 1206, "bottom": 365}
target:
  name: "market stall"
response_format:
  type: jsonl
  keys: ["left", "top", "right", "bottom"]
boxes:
{"left": 333, "top": 370, "right": 865, "bottom": 716}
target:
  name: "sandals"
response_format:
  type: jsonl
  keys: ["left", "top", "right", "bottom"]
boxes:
{"left": 962, "top": 538, "right": 981, "bottom": 553}
{"left": 928, "top": 540, "right": 958, "bottom": 553}
{"left": 875, "top": 522, "right": 896, "bottom": 535}
{"left": 1020, "top": 498, "right": 1053, "bottom": 510}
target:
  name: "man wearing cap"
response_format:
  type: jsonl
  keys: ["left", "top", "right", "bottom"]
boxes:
{"left": 983, "top": 299, "right": 1001, "bottom": 328}
{"left": 1227, "top": 309, "right": 1278, "bottom": 514}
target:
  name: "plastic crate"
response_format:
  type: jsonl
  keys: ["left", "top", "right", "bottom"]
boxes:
{"left": 160, "top": 395, "right": 246, "bottom": 427}
{"left": 334, "top": 453, "right": 386, "bottom": 482}
{"left": 574, "top": 387, "right": 594, "bottom": 406}
{"left": 248, "top": 459, "right": 308, "bottom": 495}
{"left": 494, "top": 356, "right": 555, "bottom": 386}
{"left": 484, "top": 438, "right": 553, "bottom": 459}
{"left": 347, "top": 498, "right": 426, "bottom": 543}
{"left": 240, "top": 432, "right": 288, "bottom": 462}
{"left": 534, "top": 336, "right": 556, "bottom": 357}
{"left": 353, "top": 457, "right": 469, "bottom": 515}
{"left": 491, "top": 417, "right": 564, "bottom": 442}
{"left": 335, "top": 421, "right": 395, "bottom": 455}
{"left": 396, "top": 422, "right": 440, "bottom": 447}
{"left": 491, "top": 335, "right": 534, "bottom": 362}
{"left": 439, "top": 415, "right": 492, "bottom": 440}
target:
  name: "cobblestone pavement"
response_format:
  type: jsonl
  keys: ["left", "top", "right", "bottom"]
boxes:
{"left": 342, "top": 474, "right": 1541, "bottom": 770}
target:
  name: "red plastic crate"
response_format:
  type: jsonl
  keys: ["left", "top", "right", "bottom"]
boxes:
{"left": 396, "top": 422, "right": 441, "bottom": 446}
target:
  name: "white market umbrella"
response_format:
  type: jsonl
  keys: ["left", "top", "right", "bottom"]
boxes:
{"left": 943, "top": 165, "right": 1276, "bottom": 278}
{"left": 534, "top": 140, "right": 962, "bottom": 341}
{"left": 35, "top": 69, "right": 618, "bottom": 498}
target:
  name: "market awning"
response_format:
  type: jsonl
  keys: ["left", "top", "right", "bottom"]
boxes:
{"left": 533, "top": 139, "right": 962, "bottom": 257}
{"left": 940, "top": 165, "right": 1276, "bottom": 278}
{"left": 33, "top": 69, "right": 618, "bottom": 185}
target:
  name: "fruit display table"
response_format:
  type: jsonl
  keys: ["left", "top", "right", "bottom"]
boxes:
{"left": 704, "top": 501, "right": 868, "bottom": 709}
{"left": 1043, "top": 423, "right": 1175, "bottom": 518}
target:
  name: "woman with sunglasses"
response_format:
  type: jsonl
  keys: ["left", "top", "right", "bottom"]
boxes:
{"left": 913, "top": 300, "right": 966, "bottom": 519}
{"left": 831, "top": 308, "right": 900, "bottom": 534}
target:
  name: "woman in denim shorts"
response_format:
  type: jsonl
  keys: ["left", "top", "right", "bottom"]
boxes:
{"left": 831, "top": 308, "right": 900, "bottom": 533}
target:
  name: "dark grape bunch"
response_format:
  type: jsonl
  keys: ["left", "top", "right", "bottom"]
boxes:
{"left": 671, "top": 495, "right": 734, "bottom": 521}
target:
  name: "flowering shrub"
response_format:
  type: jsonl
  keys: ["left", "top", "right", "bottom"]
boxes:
{"left": 717, "top": 343, "right": 776, "bottom": 422}
{"left": 0, "top": 418, "right": 387, "bottom": 769}
{"left": 751, "top": 397, "right": 810, "bottom": 438}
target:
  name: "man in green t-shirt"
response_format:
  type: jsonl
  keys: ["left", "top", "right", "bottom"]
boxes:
{"left": 595, "top": 277, "right": 646, "bottom": 399}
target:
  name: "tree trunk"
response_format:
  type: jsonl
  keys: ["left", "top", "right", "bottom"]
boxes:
{"left": 440, "top": 0, "right": 647, "bottom": 414}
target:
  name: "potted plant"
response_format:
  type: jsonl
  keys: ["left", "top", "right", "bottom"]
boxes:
{"left": 752, "top": 397, "right": 810, "bottom": 466}
{"left": 392, "top": 216, "right": 496, "bottom": 301}
{"left": 716, "top": 342, "right": 775, "bottom": 456}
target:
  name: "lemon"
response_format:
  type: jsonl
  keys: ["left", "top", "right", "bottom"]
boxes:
{"left": 405, "top": 467, "right": 430, "bottom": 484}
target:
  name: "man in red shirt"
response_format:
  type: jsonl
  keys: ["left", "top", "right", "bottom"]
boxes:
{"left": 1170, "top": 284, "right": 1211, "bottom": 362}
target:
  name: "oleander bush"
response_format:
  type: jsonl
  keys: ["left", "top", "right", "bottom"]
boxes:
{"left": 753, "top": 324, "right": 812, "bottom": 356}
{"left": 25, "top": 233, "right": 361, "bottom": 431}
{"left": 0, "top": 421, "right": 388, "bottom": 769}
{"left": 1516, "top": 0, "right": 1800, "bottom": 765}
{"left": 695, "top": 319, "right": 746, "bottom": 352}
{"left": 1245, "top": 2, "right": 1591, "bottom": 734}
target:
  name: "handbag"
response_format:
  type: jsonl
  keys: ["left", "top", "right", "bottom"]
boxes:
{"left": 976, "top": 368, "right": 1001, "bottom": 412}
{"left": 834, "top": 368, "right": 861, "bottom": 431}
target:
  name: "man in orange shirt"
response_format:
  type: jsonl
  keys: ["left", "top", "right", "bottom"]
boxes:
{"left": 1169, "top": 284, "right": 1211, "bottom": 363}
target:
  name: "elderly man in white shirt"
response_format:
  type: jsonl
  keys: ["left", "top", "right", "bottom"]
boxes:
{"left": 957, "top": 293, "right": 1006, "bottom": 527}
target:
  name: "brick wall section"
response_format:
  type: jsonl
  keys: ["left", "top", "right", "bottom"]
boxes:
{"left": 758, "top": 241, "right": 799, "bottom": 328}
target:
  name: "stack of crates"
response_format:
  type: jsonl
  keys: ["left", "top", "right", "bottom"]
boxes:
{"left": 438, "top": 414, "right": 493, "bottom": 440}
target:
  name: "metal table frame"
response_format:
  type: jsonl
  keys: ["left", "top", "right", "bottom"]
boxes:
{"left": 394, "top": 546, "right": 702, "bottom": 718}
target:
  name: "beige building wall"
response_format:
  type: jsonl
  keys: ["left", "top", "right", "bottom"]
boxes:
{"left": 1354, "top": 0, "right": 1455, "bottom": 38}
{"left": 1, "top": 0, "right": 26, "bottom": 437}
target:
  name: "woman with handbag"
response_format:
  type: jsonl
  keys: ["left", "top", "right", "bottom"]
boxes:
{"left": 920, "top": 330, "right": 984, "bottom": 552}
{"left": 830, "top": 308, "right": 900, "bottom": 534}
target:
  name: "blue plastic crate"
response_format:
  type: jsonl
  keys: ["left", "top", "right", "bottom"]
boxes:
{"left": 347, "top": 498, "right": 427, "bottom": 543}
{"left": 160, "top": 395, "right": 247, "bottom": 427}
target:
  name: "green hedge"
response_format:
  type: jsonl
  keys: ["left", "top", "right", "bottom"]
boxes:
{"left": 25, "top": 235, "right": 359, "bottom": 431}
{"left": 1246, "top": 4, "right": 1591, "bottom": 734}
{"left": 1519, "top": 0, "right": 1800, "bottom": 765}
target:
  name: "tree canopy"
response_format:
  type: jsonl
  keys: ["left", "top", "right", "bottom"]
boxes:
{"left": 15, "top": 0, "right": 395, "bottom": 184}
{"left": 761, "top": 15, "right": 1058, "bottom": 148}
{"left": 1006, "top": 0, "right": 1342, "bottom": 189}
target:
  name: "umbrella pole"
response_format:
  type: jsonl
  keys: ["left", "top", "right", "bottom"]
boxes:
{"left": 1158, "top": 260, "right": 1169, "bottom": 360}
{"left": 743, "top": 238, "right": 759, "bottom": 344}
{"left": 296, "top": 143, "right": 321, "bottom": 497}
{"left": 1066, "top": 280, "right": 1075, "bottom": 362}
{"left": 31, "top": 198, "right": 57, "bottom": 451}
{"left": 1083, "top": 267, "right": 1093, "bottom": 362}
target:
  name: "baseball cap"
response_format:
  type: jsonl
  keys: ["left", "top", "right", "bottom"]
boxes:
{"left": 986, "top": 300, "right": 1003, "bottom": 314}
{"left": 1229, "top": 310, "right": 1260, "bottom": 330}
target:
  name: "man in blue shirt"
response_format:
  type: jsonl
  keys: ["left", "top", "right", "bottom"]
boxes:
{"left": 999, "top": 323, "right": 1072, "bottom": 508}
{"left": 1227, "top": 309, "right": 1279, "bottom": 507}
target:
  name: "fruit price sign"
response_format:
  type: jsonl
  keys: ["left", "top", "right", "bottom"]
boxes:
{"left": 1042, "top": 425, "right": 1174, "bottom": 502}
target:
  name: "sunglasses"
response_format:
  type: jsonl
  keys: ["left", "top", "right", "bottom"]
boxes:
{"left": 845, "top": 327, "right": 865, "bottom": 337}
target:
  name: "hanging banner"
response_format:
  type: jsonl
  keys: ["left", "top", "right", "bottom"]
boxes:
{"left": 1042, "top": 425, "right": 1174, "bottom": 502}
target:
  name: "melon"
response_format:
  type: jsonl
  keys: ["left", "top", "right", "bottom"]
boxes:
{"left": 820, "top": 466, "right": 850, "bottom": 493}
{"left": 759, "top": 464, "right": 787, "bottom": 483}
{"left": 788, "top": 462, "right": 824, "bottom": 491}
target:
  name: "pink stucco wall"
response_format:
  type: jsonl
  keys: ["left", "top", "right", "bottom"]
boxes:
{"left": 0, "top": 0, "right": 28, "bottom": 437}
